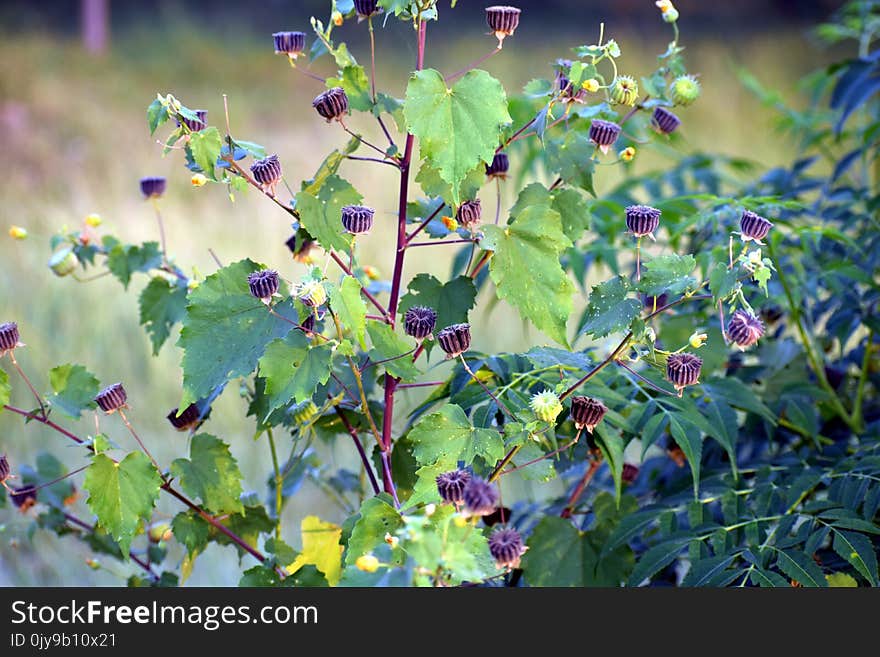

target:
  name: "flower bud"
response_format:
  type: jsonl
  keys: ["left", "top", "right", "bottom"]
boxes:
{"left": 485, "top": 151, "right": 510, "bottom": 179}
{"left": 437, "top": 323, "right": 472, "bottom": 359}
{"left": 589, "top": 119, "right": 621, "bottom": 154}
{"left": 404, "top": 306, "right": 437, "bottom": 341}
{"left": 610, "top": 75, "right": 639, "bottom": 106}
{"left": 670, "top": 75, "right": 701, "bottom": 107}
{"left": 247, "top": 269, "right": 280, "bottom": 302}
{"left": 8, "top": 225, "right": 27, "bottom": 240}
{"left": 292, "top": 400, "right": 319, "bottom": 425}
{"left": 488, "top": 527, "right": 527, "bottom": 570}
{"left": 667, "top": 446, "right": 687, "bottom": 467}
{"left": 341, "top": 205, "right": 375, "bottom": 235}
{"left": 355, "top": 554, "right": 380, "bottom": 572}
{"left": 625, "top": 205, "right": 661, "bottom": 239}
{"left": 727, "top": 309, "right": 764, "bottom": 350}
{"left": 666, "top": 353, "right": 703, "bottom": 395}
{"left": 191, "top": 173, "right": 208, "bottom": 187}
{"left": 619, "top": 146, "right": 636, "bottom": 162}
{"left": 297, "top": 279, "right": 327, "bottom": 308}
{"left": 250, "top": 154, "right": 283, "bottom": 195}
{"left": 332, "top": 10, "right": 344, "bottom": 26}
{"left": 362, "top": 265, "right": 380, "bottom": 280}
{"left": 485, "top": 6, "right": 521, "bottom": 48}
{"left": 688, "top": 331, "right": 708, "bottom": 349}
{"left": 354, "top": 0, "right": 379, "bottom": 17}
{"left": 582, "top": 78, "right": 600, "bottom": 93}
{"left": 652, "top": 107, "right": 681, "bottom": 135}
{"left": 48, "top": 248, "right": 78, "bottom": 278}
{"left": 656, "top": 1, "right": 679, "bottom": 21}
{"left": 273, "top": 31, "right": 306, "bottom": 58}
{"left": 11, "top": 484, "right": 37, "bottom": 512}
{"left": 622, "top": 463, "right": 640, "bottom": 484}
{"left": 569, "top": 396, "right": 607, "bottom": 434}
{"left": 384, "top": 532, "right": 399, "bottom": 548}
{"left": 0, "top": 322, "right": 21, "bottom": 354}
{"left": 436, "top": 469, "right": 471, "bottom": 505}
{"left": 148, "top": 522, "right": 173, "bottom": 543}
{"left": 140, "top": 176, "right": 167, "bottom": 199}
{"left": 167, "top": 403, "right": 202, "bottom": 432}
{"left": 313, "top": 87, "right": 349, "bottom": 122}
{"left": 95, "top": 383, "right": 128, "bottom": 413}
{"left": 441, "top": 216, "right": 459, "bottom": 232}
{"left": 85, "top": 214, "right": 102, "bottom": 227}
{"left": 177, "top": 109, "right": 207, "bottom": 133}
{"left": 456, "top": 200, "right": 482, "bottom": 230}
{"left": 462, "top": 477, "right": 499, "bottom": 516}
{"left": 530, "top": 390, "right": 563, "bottom": 423}
{"left": 739, "top": 210, "right": 773, "bottom": 244}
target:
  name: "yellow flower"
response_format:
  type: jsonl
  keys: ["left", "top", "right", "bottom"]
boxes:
{"left": 355, "top": 554, "right": 380, "bottom": 573}
{"left": 689, "top": 331, "right": 708, "bottom": 349}
{"left": 441, "top": 216, "right": 459, "bottom": 232}
{"left": 332, "top": 10, "right": 344, "bottom": 26}
{"left": 619, "top": 146, "right": 636, "bottom": 162}
{"left": 8, "top": 225, "right": 27, "bottom": 240}
{"left": 85, "top": 213, "right": 102, "bottom": 227}
{"left": 453, "top": 515, "right": 469, "bottom": 528}
{"left": 582, "top": 78, "right": 600, "bottom": 93}
{"left": 191, "top": 173, "right": 208, "bottom": 187}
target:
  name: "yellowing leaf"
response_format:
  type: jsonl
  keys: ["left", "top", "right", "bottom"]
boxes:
{"left": 287, "top": 516, "right": 343, "bottom": 586}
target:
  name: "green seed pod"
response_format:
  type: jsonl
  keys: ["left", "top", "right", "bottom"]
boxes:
{"left": 292, "top": 400, "right": 319, "bottom": 425}
{"left": 610, "top": 75, "right": 639, "bottom": 106}
{"left": 48, "top": 248, "right": 78, "bottom": 278}
{"left": 530, "top": 390, "right": 563, "bottom": 423}
{"left": 670, "top": 75, "right": 701, "bottom": 107}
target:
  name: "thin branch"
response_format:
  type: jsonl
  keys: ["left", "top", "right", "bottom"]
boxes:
{"left": 334, "top": 405, "right": 381, "bottom": 496}
{"left": 339, "top": 120, "right": 393, "bottom": 159}
{"left": 266, "top": 427, "right": 283, "bottom": 542}
{"left": 346, "top": 154, "right": 400, "bottom": 168}
{"left": 499, "top": 430, "right": 583, "bottom": 477}
{"left": 445, "top": 47, "right": 500, "bottom": 83}
{"left": 151, "top": 198, "right": 168, "bottom": 266}
{"left": 406, "top": 238, "right": 476, "bottom": 249}
{"left": 117, "top": 409, "right": 164, "bottom": 477}
{"left": 615, "top": 359, "right": 677, "bottom": 396}
{"left": 7, "top": 351, "right": 46, "bottom": 419}
{"left": 405, "top": 202, "right": 446, "bottom": 243}
{"left": 398, "top": 380, "right": 444, "bottom": 389}
{"left": 560, "top": 457, "right": 602, "bottom": 519}
{"left": 63, "top": 512, "right": 159, "bottom": 582}
{"left": 459, "top": 355, "right": 516, "bottom": 420}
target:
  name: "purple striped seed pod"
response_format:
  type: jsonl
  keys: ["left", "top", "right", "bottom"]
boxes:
{"left": 486, "top": 152, "right": 510, "bottom": 179}
{"left": 727, "top": 309, "right": 765, "bottom": 350}
{"left": 622, "top": 463, "right": 640, "bottom": 484}
{"left": 301, "top": 313, "right": 316, "bottom": 333}
{"left": 95, "top": 383, "right": 128, "bottom": 413}
{"left": 437, "top": 323, "right": 472, "bottom": 359}
{"left": 625, "top": 205, "right": 662, "bottom": 239}
{"left": 0, "top": 454, "right": 10, "bottom": 482}
{"left": 11, "top": 484, "right": 37, "bottom": 511}
{"left": 666, "top": 353, "right": 703, "bottom": 394}
{"left": 462, "top": 477, "right": 499, "bottom": 516}
{"left": 0, "top": 322, "right": 20, "bottom": 353}
{"left": 486, "top": 6, "right": 521, "bottom": 47}
{"left": 489, "top": 527, "right": 526, "bottom": 569}
{"left": 652, "top": 107, "right": 681, "bottom": 135}
{"left": 250, "top": 154, "right": 283, "bottom": 192}
{"left": 569, "top": 396, "right": 608, "bottom": 434}
{"left": 404, "top": 306, "right": 437, "bottom": 341}
{"left": 247, "top": 269, "right": 280, "bottom": 301}
{"left": 589, "top": 119, "right": 621, "bottom": 154}
{"left": 313, "top": 87, "right": 349, "bottom": 122}
{"left": 436, "top": 469, "right": 471, "bottom": 505}
{"left": 341, "top": 205, "right": 375, "bottom": 235}
{"left": 167, "top": 404, "right": 202, "bottom": 432}
{"left": 353, "top": 0, "right": 379, "bottom": 16}
{"left": 739, "top": 210, "right": 773, "bottom": 243}
{"left": 177, "top": 109, "right": 207, "bottom": 133}
{"left": 139, "top": 176, "right": 167, "bottom": 199}
{"left": 456, "top": 200, "right": 482, "bottom": 229}
{"left": 273, "top": 31, "right": 306, "bottom": 57}
{"left": 285, "top": 235, "right": 298, "bottom": 254}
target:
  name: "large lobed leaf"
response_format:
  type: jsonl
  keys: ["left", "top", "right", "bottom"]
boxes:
{"left": 171, "top": 434, "right": 244, "bottom": 515}
{"left": 47, "top": 363, "right": 99, "bottom": 419}
{"left": 258, "top": 331, "right": 334, "bottom": 414}
{"left": 295, "top": 174, "right": 361, "bottom": 254}
{"left": 580, "top": 275, "right": 641, "bottom": 339}
{"left": 139, "top": 277, "right": 189, "bottom": 355}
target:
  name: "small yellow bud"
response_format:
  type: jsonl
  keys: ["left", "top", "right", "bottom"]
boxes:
{"left": 355, "top": 554, "right": 380, "bottom": 573}
{"left": 85, "top": 213, "right": 102, "bottom": 227}
{"left": 363, "top": 265, "right": 380, "bottom": 280}
{"left": 689, "top": 331, "right": 708, "bottom": 349}
{"left": 656, "top": 0, "right": 675, "bottom": 13}
{"left": 384, "top": 532, "right": 399, "bottom": 548}
{"left": 85, "top": 558, "right": 101, "bottom": 570}
{"left": 332, "top": 10, "right": 343, "bottom": 26}
{"left": 453, "top": 515, "right": 469, "bottom": 528}
{"left": 441, "top": 216, "right": 459, "bottom": 232}
{"left": 187, "top": 279, "right": 200, "bottom": 291}
{"left": 191, "top": 173, "right": 208, "bottom": 187}
{"left": 619, "top": 146, "right": 636, "bottom": 162}
{"left": 582, "top": 78, "right": 600, "bottom": 93}
{"left": 8, "top": 225, "right": 27, "bottom": 240}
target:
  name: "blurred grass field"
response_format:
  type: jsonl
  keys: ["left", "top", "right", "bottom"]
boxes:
{"left": 0, "top": 12, "right": 833, "bottom": 585}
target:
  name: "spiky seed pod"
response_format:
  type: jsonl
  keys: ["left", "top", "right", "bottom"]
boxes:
{"left": 625, "top": 205, "right": 662, "bottom": 239}
{"left": 11, "top": 484, "right": 37, "bottom": 511}
{"left": 569, "top": 396, "right": 608, "bottom": 434}
{"left": 247, "top": 269, "right": 280, "bottom": 301}
{"left": 353, "top": 0, "right": 379, "bottom": 16}
{"left": 0, "top": 454, "right": 10, "bottom": 483}
{"left": 488, "top": 527, "right": 526, "bottom": 569}
{"left": 666, "top": 353, "right": 703, "bottom": 394}
{"left": 622, "top": 463, "right": 640, "bottom": 484}
{"left": 139, "top": 176, "right": 167, "bottom": 199}
{"left": 437, "top": 323, "right": 472, "bottom": 359}
{"left": 292, "top": 400, "right": 319, "bottom": 426}
{"left": 739, "top": 210, "right": 773, "bottom": 243}
{"left": 0, "top": 322, "right": 20, "bottom": 354}
{"left": 486, "top": 152, "right": 510, "bottom": 179}
{"left": 250, "top": 154, "right": 283, "bottom": 194}
{"left": 273, "top": 31, "right": 306, "bottom": 58}
{"left": 456, "top": 200, "right": 482, "bottom": 229}
{"left": 313, "top": 87, "right": 349, "bottom": 122}
{"left": 404, "top": 306, "right": 437, "bottom": 341}
{"left": 95, "top": 383, "right": 128, "bottom": 413}
{"left": 610, "top": 75, "right": 639, "bottom": 106}
{"left": 530, "top": 390, "right": 563, "bottom": 423}
{"left": 298, "top": 280, "right": 327, "bottom": 308}
{"left": 48, "top": 249, "right": 78, "bottom": 277}
{"left": 178, "top": 109, "right": 207, "bottom": 133}
{"left": 341, "top": 205, "right": 375, "bottom": 235}
{"left": 588, "top": 119, "right": 621, "bottom": 154}
{"left": 727, "top": 309, "right": 765, "bottom": 350}
{"left": 462, "top": 477, "right": 499, "bottom": 516}
{"left": 436, "top": 469, "right": 472, "bottom": 505}
{"left": 167, "top": 404, "right": 202, "bottom": 432}
{"left": 485, "top": 6, "right": 521, "bottom": 48}
{"left": 670, "top": 75, "right": 701, "bottom": 107}
{"left": 652, "top": 107, "right": 681, "bottom": 135}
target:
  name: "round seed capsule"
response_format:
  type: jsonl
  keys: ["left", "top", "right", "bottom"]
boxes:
{"left": 273, "top": 31, "right": 306, "bottom": 58}
{"left": 727, "top": 309, "right": 765, "bottom": 350}
{"left": 589, "top": 119, "right": 621, "bottom": 154}
{"left": 292, "top": 400, "right": 319, "bottom": 426}
{"left": 739, "top": 210, "right": 773, "bottom": 243}
{"left": 666, "top": 353, "right": 703, "bottom": 394}
{"left": 95, "top": 383, "right": 128, "bottom": 413}
{"left": 486, "top": 151, "right": 510, "bottom": 179}
{"left": 341, "top": 205, "right": 375, "bottom": 235}
{"left": 488, "top": 527, "right": 526, "bottom": 569}
{"left": 354, "top": 0, "right": 379, "bottom": 16}
{"left": 247, "top": 269, "right": 280, "bottom": 301}
{"left": 610, "top": 75, "right": 639, "bottom": 106}
{"left": 313, "top": 87, "right": 349, "bottom": 122}
{"left": 298, "top": 280, "right": 327, "bottom": 308}
{"left": 625, "top": 205, "right": 662, "bottom": 238}
{"left": 139, "top": 176, "right": 167, "bottom": 199}
{"left": 0, "top": 454, "right": 10, "bottom": 482}
{"left": 530, "top": 390, "right": 563, "bottom": 423}
{"left": 404, "top": 306, "right": 437, "bottom": 341}
{"left": 177, "top": 109, "right": 207, "bottom": 133}
{"left": 670, "top": 75, "right": 701, "bottom": 107}
{"left": 167, "top": 404, "right": 202, "bottom": 432}
{"left": 0, "top": 322, "right": 20, "bottom": 354}
{"left": 652, "top": 107, "right": 681, "bottom": 135}
{"left": 48, "top": 249, "right": 78, "bottom": 278}
{"left": 456, "top": 200, "right": 482, "bottom": 229}
{"left": 462, "top": 477, "right": 499, "bottom": 516}
{"left": 250, "top": 154, "right": 283, "bottom": 192}
{"left": 569, "top": 396, "right": 608, "bottom": 434}
{"left": 437, "top": 323, "right": 472, "bottom": 359}
{"left": 485, "top": 6, "right": 521, "bottom": 47}
{"left": 436, "top": 469, "right": 471, "bottom": 505}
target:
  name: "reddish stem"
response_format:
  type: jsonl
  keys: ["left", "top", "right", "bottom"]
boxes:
{"left": 63, "top": 512, "right": 159, "bottom": 582}
{"left": 560, "top": 458, "right": 602, "bottom": 519}
{"left": 334, "top": 406, "right": 381, "bottom": 496}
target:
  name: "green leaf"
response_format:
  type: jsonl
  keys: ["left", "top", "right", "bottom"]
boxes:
{"left": 171, "top": 511, "right": 210, "bottom": 556}
{"left": 295, "top": 174, "right": 360, "bottom": 253}
{"left": 344, "top": 495, "right": 404, "bottom": 566}
{"left": 628, "top": 538, "right": 689, "bottom": 587}
{"left": 481, "top": 204, "right": 574, "bottom": 346}
{"left": 638, "top": 254, "right": 697, "bottom": 296}
{"left": 602, "top": 511, "right": 659, "bottom": 556}
{"left": 826, "top": 572, "right": 859, "bottom": 587}
{"left": 595, "top": 428, "right": 625, "bottom": 504}
{"left": 177, "top": 259, "right": 295, "bottom": 408}
{"left": 329, "top": 276, "right": 368, "bottom": 350}
{"left": 414, "top": 160, "right": 484, "bottom": 205}
{"left": 404, "top": 69, "right": 511, "bottom": 204}
{"left": 832, "top": 529, "right": 878, "bottom": 586}
{"left": 106, "top": 241, "right": 163, "bottom": 289}
{"left": 775, "top": 549, "right": 828, "bottom": 587}
{"left": 139, "top": 278, "right": 188, "bottom": 355}
{"left": 668, "top": 414, "right": 703, "bottom": 497}
{"left": 580, "top": 276, "right": 641, "bottom": 339}
{"left": 170, "top": 434, "right": 244, "bottom": 515}
{"left": 258, "top": 332, "right": 334, "bottom": 412}
{"left": 709, "top": 262, "right": 739, "bottom": 303}
{"left": 521, "top": 516, "right": 595, "bottom": 586}
{"left": 189, "top": 126, "right": 223, "bottom": 180}
{"left": 398, "top": 274, "right": 477, "bottom": 338}
{"left": 47, "top": 364, "right": 99, "bottom": 419}
{"left": 704, "top": 400, "right": 739, "bottom": 479}
{"left": 147, "top": 98, "right": 168, "bottom": 135}
{"left": 83, "top": 452, "right": 162, "bottom": 555}
{"left": 681, "top": 554, "right": 736, "bottom": 587}
{"left": 509, "top": 182, "right": 591, "bottom": 243}
{"left": 545, "top": 131, "right": 597, "bottom": 196}
{"left": 327, "top": 65, "right": 372, "bottom": 112}
{"left": 0, "top": 369, "right": 9, "bottom": 409}
{"left": 702, "top": 377, "right": 777, "bottom": 424}
{"left": 367, "top": 322, "right": 420, "bottom": 382}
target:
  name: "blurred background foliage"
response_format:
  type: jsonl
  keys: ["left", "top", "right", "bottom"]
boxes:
{"left": 0, "top": 0, "right": 852, "bottom": 585}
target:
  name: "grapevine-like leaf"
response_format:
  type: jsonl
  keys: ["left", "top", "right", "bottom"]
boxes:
{"left": 481, "top": 204, "right": 574, "bottom": 347}
{"left": 139, "top": 277, "right": 188, "bottom": 355}
{"left": 545, "top": 131, "right": 597, "bottom": 196}
{"left": 398, "top": 274, "right": 477, "bottom": 337}
{"left": 258, "top": 331, "right": 334, "bottom": 412}
{"left": 105, "top": 240, "right": 163, "bottom": 290}
{"left": 83, "top": 452, "right": 162, "bottom": 555}
{"left": 367, "top": 322, "right": 420, "bottom": 382}
{"left": 295, "top": 174, "right": 360, "bottom": 253}
{"left": 637, "top": 254, "right": 697, "bottom": 296}
{"left": 580, "top": 276, "right": 641, "bottom": 339}
{"left": 189, "top": 126, "right": 223, "bottom": 179}
{"left": 327, "top": 65, "right": 372, "bottom": 112}
{"left": 404, "top": 69, "right": 511, "bottom": 204}
{"left": 47, "top": 364, "right": 99, "bottom": 419}
{"left": 329, "top": 276, "right": 368, "bottom": 350}
{"left": 344, "top": 495, "right": 403, "bottom": 566}
{"left": 509, "top": 182, "right": 591, "bottom": 243}
{"left": 171, "top": 511, "right": 210, "bottom": 557}
{"left": 520, "top": 516, "right": 594, "bottom": 586}
{"left": 177, "top": 259, "right": 295, "bottom": 408}
{"left": 147, "top": 98, "right": 168, "bottom": 135}
{"left": 170, "top": 434, "right": 245, "bottom": 515}
{"left": 708, "top": 261, "right": 739, "bottom": 303}
{"left": 287, "top": 516, "right": 343, "bottom": 586}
